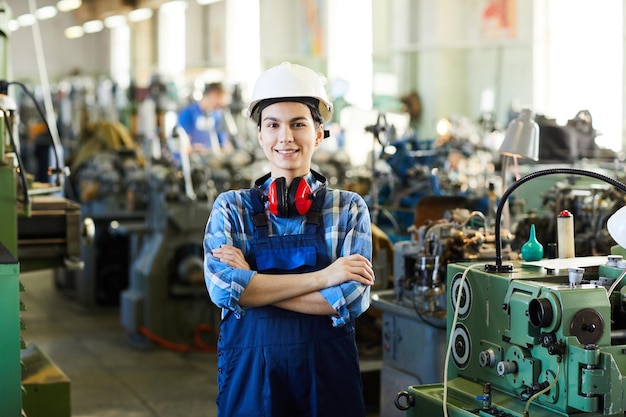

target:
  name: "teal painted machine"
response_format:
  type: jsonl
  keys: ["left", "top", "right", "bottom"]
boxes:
{"left": 396, "top": 259, "right": 626, "bottom": 417}
{"left": 0, "top": 3, "right": 76, "bottom": 415}
{"left": 394, "top": 168, "right": 626, "bottom": 417}
{"left": 0, "top": 244, "right": 21, "bottom": 417}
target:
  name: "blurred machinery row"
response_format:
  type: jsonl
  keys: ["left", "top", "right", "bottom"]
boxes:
{"left": 4, "top": 4, "right": 626, "bottom": 417}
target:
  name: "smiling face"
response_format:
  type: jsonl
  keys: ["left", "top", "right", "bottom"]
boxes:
{"left": 257, "top": 101, "right": 324, "bottom": 182}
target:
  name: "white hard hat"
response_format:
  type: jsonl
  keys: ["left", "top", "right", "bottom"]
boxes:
{"left": 247, "top": 62, "right": 334, "bottom": 124}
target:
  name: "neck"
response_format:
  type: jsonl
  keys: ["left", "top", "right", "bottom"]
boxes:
{"left": 272, "top": 169, "right": 310, "bottom": 185}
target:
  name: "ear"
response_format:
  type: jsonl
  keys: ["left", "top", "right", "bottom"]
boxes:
{"left": 315, "top": 124, "right": 324, "bottom": 146}
{"left": 257, "top": 127, "right": 263, "bottom": 146}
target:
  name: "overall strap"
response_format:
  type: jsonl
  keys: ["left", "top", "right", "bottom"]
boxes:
{"left": 249, "top": 188, "right": 269, "bottom": 240}
{"left": 304, "top": 187, "right": 326, "bottom": 235}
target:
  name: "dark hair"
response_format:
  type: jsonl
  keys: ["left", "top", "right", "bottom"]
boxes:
{"left": 204, "top": 82, "right": 225, "bottom": 96}
{"left": 255, "top": 97, "right": 323, "bottom": 127}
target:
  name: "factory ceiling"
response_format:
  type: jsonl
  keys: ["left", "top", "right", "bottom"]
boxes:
{"left": 72, "top": 0, "right": 173, "bottom": 22}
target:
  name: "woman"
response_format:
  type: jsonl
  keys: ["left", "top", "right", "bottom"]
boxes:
{"left": 204, "top": 62, "right": 375, "bottom": 417}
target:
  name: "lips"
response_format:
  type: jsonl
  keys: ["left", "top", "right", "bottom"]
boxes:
{"left": 275, "top": 149, "right": 299, "bottom": 155}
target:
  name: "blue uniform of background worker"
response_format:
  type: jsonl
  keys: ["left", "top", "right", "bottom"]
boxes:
{"left": 177, "top": 82, "right": 230, "bottom": 152}
{"left": 203, "top": 62, "right": 375, "bottom": 417}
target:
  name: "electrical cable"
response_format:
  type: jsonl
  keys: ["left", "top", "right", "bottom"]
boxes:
{"left": 523, "top": 356, "right": 562, "bottom": 417}
{"left": 442, "top": 262, "right": 484, "bottom": 417}
{"left": 193, "top": 323, "right": 218, "bottom": 352}
{"left": 607, "top": 269, "right": 626, "bottom": 298}
{"left": 4, "top": 81, "right": 62, "bottom": 182}
{"left": 139, "top": 324, "right": 217, "bottom": 353}
{"left": 462, "top": 211, "right": 487, "bottom": 231}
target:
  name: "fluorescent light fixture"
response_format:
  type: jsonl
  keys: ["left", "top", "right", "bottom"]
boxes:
{"left": 57, "top": 0, "right": 82, "bottom": 12}
{"left": 104, "top": 15, "right": 126, "bottom": 28}
{"left": 17, "top": 14, "right": 37, "bottom": 27}
{"left": 128, "top": 8, "right": 153, "bottom": 22}
{"left": 36, "top": 6, "right": 58, "bottom": 20}
{"left": 8, "top": 19, "right": 19, "bottom": 32}
{"left": 64, "top": 25, "right": 84, "bottom": 39}
{"left": 83, "top": 19, "right": 104, "bottom": 33}
{"left": 197, "top": 0, "right": 223, "bottom": 4}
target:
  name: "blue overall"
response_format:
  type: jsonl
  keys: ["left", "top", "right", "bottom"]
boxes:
{"left": 215, "top": 187, "right": 365, "bottom": 417}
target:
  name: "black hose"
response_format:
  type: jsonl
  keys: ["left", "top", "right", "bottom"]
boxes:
{"left": 5, "top": 80, "right": 62, "bottom": 186}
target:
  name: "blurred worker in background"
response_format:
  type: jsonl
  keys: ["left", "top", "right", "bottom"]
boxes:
{"left": 400, "top": 90, "right": 423, "bottom": 135}
{"left": 177, "top": 82, "right": 233, "bottom": 154}
{"left": 203, "top": 62, "right": 375, "bottom": 416}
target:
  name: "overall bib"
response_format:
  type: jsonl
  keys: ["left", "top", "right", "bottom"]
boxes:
{"left": 215, "top": 188, "right": 365, "bottom": 417}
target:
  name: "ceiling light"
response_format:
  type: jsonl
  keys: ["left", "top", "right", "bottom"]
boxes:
{"left": 83, "top": 20, "right": 104, "bottom": 33}
{"left": 64, "top": 25, "right": 84, "bottom": 39}
{"left": 128, "top": 8, "right": 153, "bottom": 22}
{"left": 57, "top": 0, "right": 82, "bottom": 12}
{"left": 104, "top": 15, "right": 126, "bottom": 28}
{"left": 197, "top": 0, "right": 223, "bottom": 4}
{"left": 16, "top": 14, "right": 37, "bottom": 27}
{"left": 36, "top": 6, "right": 58, "bottom": 20}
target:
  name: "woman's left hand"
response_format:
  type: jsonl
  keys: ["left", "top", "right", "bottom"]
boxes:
{"left": 212, "top": 244, "right": 250, "bottom": 270}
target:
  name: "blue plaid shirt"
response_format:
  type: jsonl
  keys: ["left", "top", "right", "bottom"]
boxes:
{"left": 203, "top": 172, "right": 373, "bottom": 327}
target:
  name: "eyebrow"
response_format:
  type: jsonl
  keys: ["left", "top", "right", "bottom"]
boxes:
{"left": 261, "top": 115, "right": 310, "bottom": 123}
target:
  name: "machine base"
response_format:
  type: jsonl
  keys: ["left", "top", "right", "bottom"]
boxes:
{"left": 401, "top": 377, "right": 618, "bottom": 417}
{"left": 21, "top": 343, "right": 71, "bottom": 417}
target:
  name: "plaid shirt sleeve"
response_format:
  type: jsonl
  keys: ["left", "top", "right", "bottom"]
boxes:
{"left": 319, "top": 190, "right": 373, "bottom": 326}
{"left": 203, "top": 190, "right": 256, "bottom": 319}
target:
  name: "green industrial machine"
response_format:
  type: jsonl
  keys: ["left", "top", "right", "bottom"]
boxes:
{"left": 0, "top": 2, "right": 75, "bottom": 416}
{"left": 393, "top": 168, "right": 626, "bottom": 417}
{"left": 0, "top": 243, "right": 21, "bottom": 417}
{"left": 0, "top": 4, "right": 23, "bottom": 415}
{"left": 0, "top": 1, "right": 16, "bottom": 256}
{"left": 395, "top": 259, "right": 626, "bottom": 417}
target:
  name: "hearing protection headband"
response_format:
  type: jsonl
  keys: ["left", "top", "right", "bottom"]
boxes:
{"left": 253, "top": 170, "right": 327, "bottom": 217}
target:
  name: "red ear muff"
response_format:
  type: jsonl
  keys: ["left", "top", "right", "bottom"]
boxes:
{"left": 267, "top": 180, "right": 278, "bottom": 216}
{"left": 267, "top": 177, "right": 287, "bottom": 216}
{"left": 266, "top": 177, "right": 313, "bottom": 217}
{"left": 291, "top": 178, "right": 313, "bottom": 215}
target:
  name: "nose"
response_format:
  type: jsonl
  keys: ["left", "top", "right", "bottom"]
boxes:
{"left": 278, "top": 126, "right": 295, "bottom": 143}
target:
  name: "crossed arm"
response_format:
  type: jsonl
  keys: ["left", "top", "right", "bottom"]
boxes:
{"left": 211, "top": 245, "right": 375, "bottom": 315}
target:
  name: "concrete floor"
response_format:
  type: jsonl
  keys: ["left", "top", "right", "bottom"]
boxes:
{"left": 19, "top": 269, "right": 381, "bottom": 417}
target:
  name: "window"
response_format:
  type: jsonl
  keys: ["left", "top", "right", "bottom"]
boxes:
{"left": 536, "top": 0, "right": 623, "bottom": 151}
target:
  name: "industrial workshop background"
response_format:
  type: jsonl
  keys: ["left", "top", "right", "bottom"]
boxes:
{"left": 4, "top": 1, "right": 626, "bottom": 417}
